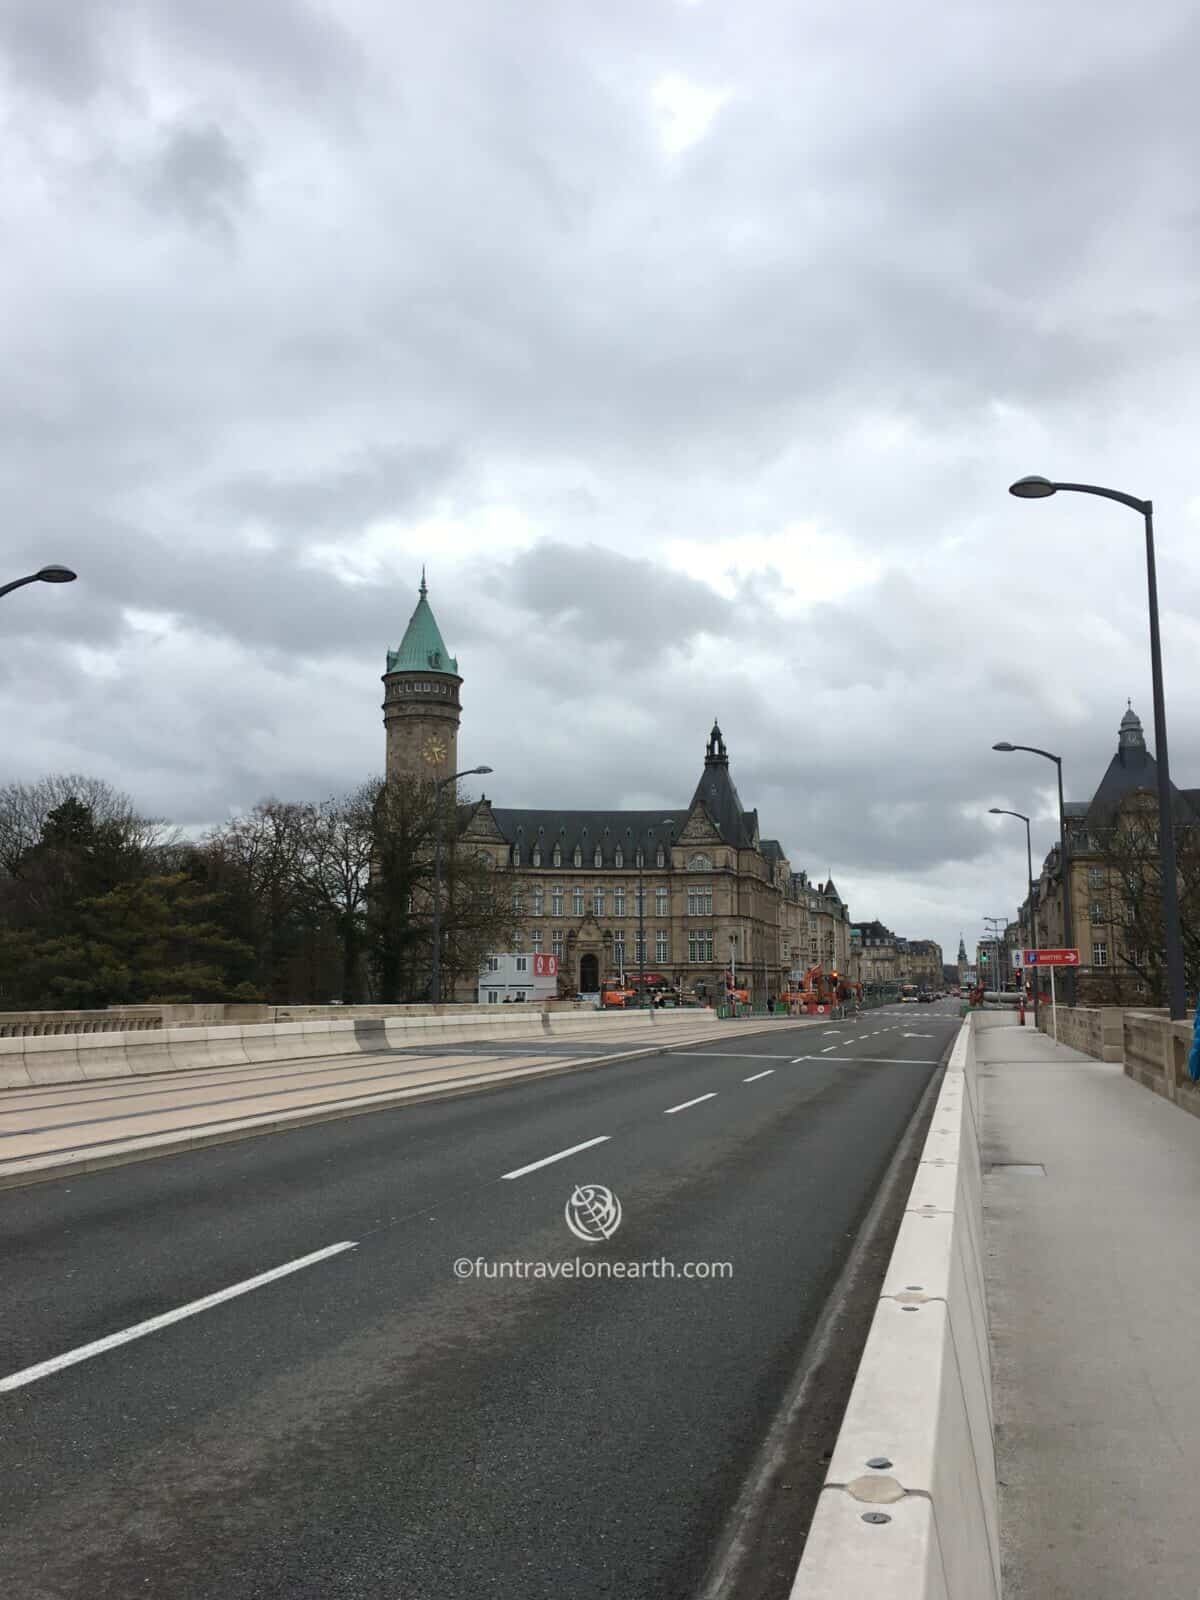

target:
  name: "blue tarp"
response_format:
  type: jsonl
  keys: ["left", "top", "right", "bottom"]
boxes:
{"left": 1188, "top": 1006, "right": 1200, "bottom": 1083}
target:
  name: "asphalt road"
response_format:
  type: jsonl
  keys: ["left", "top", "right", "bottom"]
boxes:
{"left": 0, "top": 1002, "right": 961, "bottom": 1600}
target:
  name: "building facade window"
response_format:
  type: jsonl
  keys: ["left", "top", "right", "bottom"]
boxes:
{"left": 512, "top": 889, "right": 523, "bottom": 914}
{"left": 594, "top": 846, "right": 603, "bottom": 868}
{"left": 613, "top": 938, "right": 626, "bottom": 970}
{"left": 636, "top": 847, "right": 644, "bottom": 868}
{"left": 487, "top": 990, "right": 500, "bottom": 1003}
{"left": 573, "top": 846, "right": 582, "bottom": 868}
{"left": 614, "top": 886, "right": 626, "bottom": 916}
{"left": 1090, "top": 900, "right": 1104, "bottom": 922}
{"left": 513, "top": 930, "right": 523, "bottom": 951}
{"left": 687, "top": 885, "right": 713, "bottom": 916}
{"left": 635, "top": 933, "right": 646, "bottom": 963}
{"left": 515, "top": 956, "right": 527, "bottom": 972}
{"left": 512, "top": 845, "right": 521, "bottom": 867}
{"left": 552, "top": 886, "right": 564, "bottom": 916}
{"left": 655, "top": 887, "right": 669, "bottom": 915}
{"left": 656, "top": 929, "right": 669, "bottom": 963}
{"left": 634, "top": 887, "right": 645, "bottom": 917}
{"left": 593, "top": 888, "right": 606, "bottom": 916}
{"left": 532, "top": 848, "right": 541, "bottom": 867}
{"left": 688, "top": 929, "right": 714, "bottom": 963}
{"left": 656, "top": 846, "right": 665, "bottom": 868}
{"left": 531, "top": 887, "right": 544, "bottom": 916}
{"left": 553, "top": 845, "right": 562, "bottom": 867}
{"left": 614, "top": 847, "right": 624, "bottom": 868}
{"left": 487, "top": 957, "right": 500, "bottom": 971}
{"left": 1089, "top": 867, "right": 1105, "bottom": 888}
{"left": 1093, "top": 941, "right": 1109, "bottom": 967}
{"left": 531, "top": 929, "right": 543, "bottom": 954}
{"left": 552, "top": 930, "right": 565, "bottom": 959}
{"left": 572, "top": 887, "right": 584, "bottom": 916}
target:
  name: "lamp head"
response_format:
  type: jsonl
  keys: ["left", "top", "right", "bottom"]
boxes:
{"left": 36, "top": 566, "right": 76, "bottom": 583}
{"left": 472, "top": 765, "right": 493, "bottom": 775}
{"left": 1009, "top": 475, "right": 1056, "bottom": 499}
{"left": 992, "top": 741, "right": 1015, "bottom": 752}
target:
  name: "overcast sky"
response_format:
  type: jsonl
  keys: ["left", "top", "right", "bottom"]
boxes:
{"left": 4, "top": 0, "right": 1200, "bottom": 963}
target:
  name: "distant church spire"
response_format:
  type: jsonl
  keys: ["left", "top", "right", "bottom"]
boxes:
{"left": 419, "top": 565, "right": 427, "bottom": 598}
{"left": 705, "top": 720, "right": 728, "bottom": 767}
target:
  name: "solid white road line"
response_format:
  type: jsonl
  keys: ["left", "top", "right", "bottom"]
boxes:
{"left": 743, "top": 1070, "right": 775, "bottom": 1082}
{"left": 664, "top": 1092, "right": 718, "bottom": 1115}
{"left": 812, "top": 1057, "right": 938, "bottom": 1066}
{"left": 501, "top": 1135, "right": 611, "bottom": 1180}
{"left": 0, "top": 1241, "right": 358, "bottom": 1394}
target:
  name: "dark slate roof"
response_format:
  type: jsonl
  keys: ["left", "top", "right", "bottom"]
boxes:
{"left": 1085, "top": 745, "right": 1197, "bottom": 827}
{"left": 690, "top": 763, "right": 758, "bottom": 847}
{"left": 822, "top": 877, "right": 841, "bottom": 900}
{"left": 760, "top": 839, "right": 786, "bottom": 863}
{"left": 1063, "top": 801, "right": 1089, "bottom": 818}
{"left": 489, "top": 809, "right": 688, "bottom": 863}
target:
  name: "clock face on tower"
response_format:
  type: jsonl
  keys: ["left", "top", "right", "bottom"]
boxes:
{"left": 422, "top": 734, "right": 447, "bottom": 767}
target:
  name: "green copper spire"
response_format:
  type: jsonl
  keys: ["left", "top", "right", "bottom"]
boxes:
{"left": 386, "top": 573, "right": 459, "bottom": 676}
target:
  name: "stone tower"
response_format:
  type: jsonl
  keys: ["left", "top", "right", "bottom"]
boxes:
{"left": 381, "top": 572, "right": 462, "bottom": 786}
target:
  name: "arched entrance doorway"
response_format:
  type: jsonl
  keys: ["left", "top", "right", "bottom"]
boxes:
{"left": 579, "top": 953, "right": 599, "bottom": 993}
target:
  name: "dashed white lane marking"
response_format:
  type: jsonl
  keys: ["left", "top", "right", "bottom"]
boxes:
{"left": 743, "top": 1070, "right": 775, "bottom": 1083}
{"left": 501, "top": 1135, "right": 611, "bottom": 1180}
{"left": 0, "top": 1241, "right": 358, "bottom": 1394}
{"left": 790, "top": 1055, "right": 811, "bottom": 1064}
{"left": 664, "top": 1092, "right": 718, "bottom": 1115}
{"left": 820, "top": 1045, "right": 838, "bottom": 1053}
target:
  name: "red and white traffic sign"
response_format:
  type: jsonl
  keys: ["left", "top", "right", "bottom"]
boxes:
{"left": 1023, "top": 949, "right": 1079, "bottom": 966}
{"left": 533, "top": 954, "right": 559, "bottom": 977}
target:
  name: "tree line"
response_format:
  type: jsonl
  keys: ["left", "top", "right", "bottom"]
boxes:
{"left": 0, "top": 774, "right": 517, "bottom": 1011}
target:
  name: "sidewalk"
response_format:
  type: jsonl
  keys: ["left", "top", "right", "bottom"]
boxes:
{"left": 978, "top": 1013, "right": 1200, "bottom": 1598}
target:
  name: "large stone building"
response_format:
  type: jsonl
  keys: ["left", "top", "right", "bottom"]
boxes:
{"left": 1033, "top": 704, "right": 1200, "bottom": 1005}
{"left": 382, "top": 579, "right": 853, "bottom": 1001}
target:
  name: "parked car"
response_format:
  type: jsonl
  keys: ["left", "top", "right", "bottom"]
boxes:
{"left": 918, "top": 991, "right": 934, "bottom": 1003}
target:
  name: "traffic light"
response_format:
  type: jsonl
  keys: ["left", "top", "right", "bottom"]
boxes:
{"left": 980, "top": 951, "right": 989, "bottom": 966}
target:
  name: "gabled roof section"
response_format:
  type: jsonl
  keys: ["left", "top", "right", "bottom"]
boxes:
{"left": 1085, "top": 703, "right": 1198, "bottom": 828}
{"left": 386, "top": 572, "right": 459, "bottom": 677}
{"left": 688, "top": 720, "right": 758, "bottom": 848}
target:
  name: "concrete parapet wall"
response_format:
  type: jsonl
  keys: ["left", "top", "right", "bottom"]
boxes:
{"left": 0, "top": 999, "right": 595, "bottom": 1038}
{"left": 0, "top": 1007, "right": 721, "bottom": 1089}
{"left": 1120, "top": 1009, "right": 1200, "bottom": 1117}
{"left": 791, "top": 1018, "right": 998, "bottom": 1599}
{"left": 1034, "top": 1003, "right": 1127, "bottom": 1062}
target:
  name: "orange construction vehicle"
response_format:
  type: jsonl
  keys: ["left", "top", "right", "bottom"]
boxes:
{"left": 782, "top": 965, "right": 860, "bottom": 1015}
{"left": 600, "top": 984, "right": 636, "bottom": 1009}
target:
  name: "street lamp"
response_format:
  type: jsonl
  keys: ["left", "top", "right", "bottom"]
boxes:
{"left": 982, "top": 914, "right": 1007, "bottom": 993}
{"left": 629, "top": 820, "right": 674, "bottom": 1009}
{"left": 992, "top": 740, "right": 1073, "bottom": 1004}
{"left": 0, "top": 566, "right": 77, "bottom": 600}
{"left": 1010, "top": 476, "right": 1186, "bottom": 1019}
{"left": 430, "top": 764, "right": 493, "bottom": 1005}
{"left": 989, "top": 808, "right": 1039, "bottom": 1024}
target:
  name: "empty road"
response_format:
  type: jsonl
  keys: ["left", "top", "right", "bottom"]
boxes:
{"left": 0, "top": 1003, "right": 960, "bottom": 1599}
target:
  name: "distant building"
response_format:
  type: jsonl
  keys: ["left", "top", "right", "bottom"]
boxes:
{"left": 381, "top": 578, "right": 853, "bottom": 1003}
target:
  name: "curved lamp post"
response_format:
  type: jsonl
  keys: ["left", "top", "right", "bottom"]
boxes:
{"left": 430, "top": 764, "right": 493, "bottom": 1004}
{"left": 0, "top": 566, "right": 77, "bottom": 600}
{"left": 1010, "top": 476, "right": 1185, "bottom": 1019}
{"left": 989, "top": 808, "right": 1039, "bottom": 1024}
{"left": 992, "top": 742, "right": 1072, "bottom": 1003}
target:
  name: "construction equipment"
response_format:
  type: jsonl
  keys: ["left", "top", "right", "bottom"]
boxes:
{"left": 780, "top": 965, "right": 860, "bottom": 1016}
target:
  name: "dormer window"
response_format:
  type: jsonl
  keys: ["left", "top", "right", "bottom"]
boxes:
{"left": 593, "top": 846, "right": 603, "bottom": 868}
{"left": 655, "top": 846, "right": 665, "bottom": 868}
{"left": 614, "top": 847, "right": 624, "bottom": 868}
{"left": 635, "top": 847, "right": 644, "bottom": 868}
{"left": 512, "top": 845, "right": 521, "bottom": 867}
{"left": 553, "top": 844, "right": 562, "bottom": 867}
{"left": 573, "top": 846, "right": 582, "bottom": 868}
{"left": 532, "top": 848, "right": 541, "bottom": 867}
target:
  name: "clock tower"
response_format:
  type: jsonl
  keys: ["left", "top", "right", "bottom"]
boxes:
{"left": 382, "top": 571, "right": 462, "bottom": 787}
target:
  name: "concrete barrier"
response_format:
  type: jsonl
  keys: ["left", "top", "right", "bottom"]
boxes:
{"left": 791, "top": 1017, "right": 998, "bottom": 1600}
{"left": 0, "top": 1007, "right": 727, "bottom": 1088}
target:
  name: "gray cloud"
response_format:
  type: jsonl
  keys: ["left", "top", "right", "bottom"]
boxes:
{"left": 3, "top": 0, "right": 1200, "bottom": 960}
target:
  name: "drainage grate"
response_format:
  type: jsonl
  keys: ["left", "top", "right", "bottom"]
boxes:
{"left": 987, "top": 1162, "right": 1046, "bottom": 1176}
